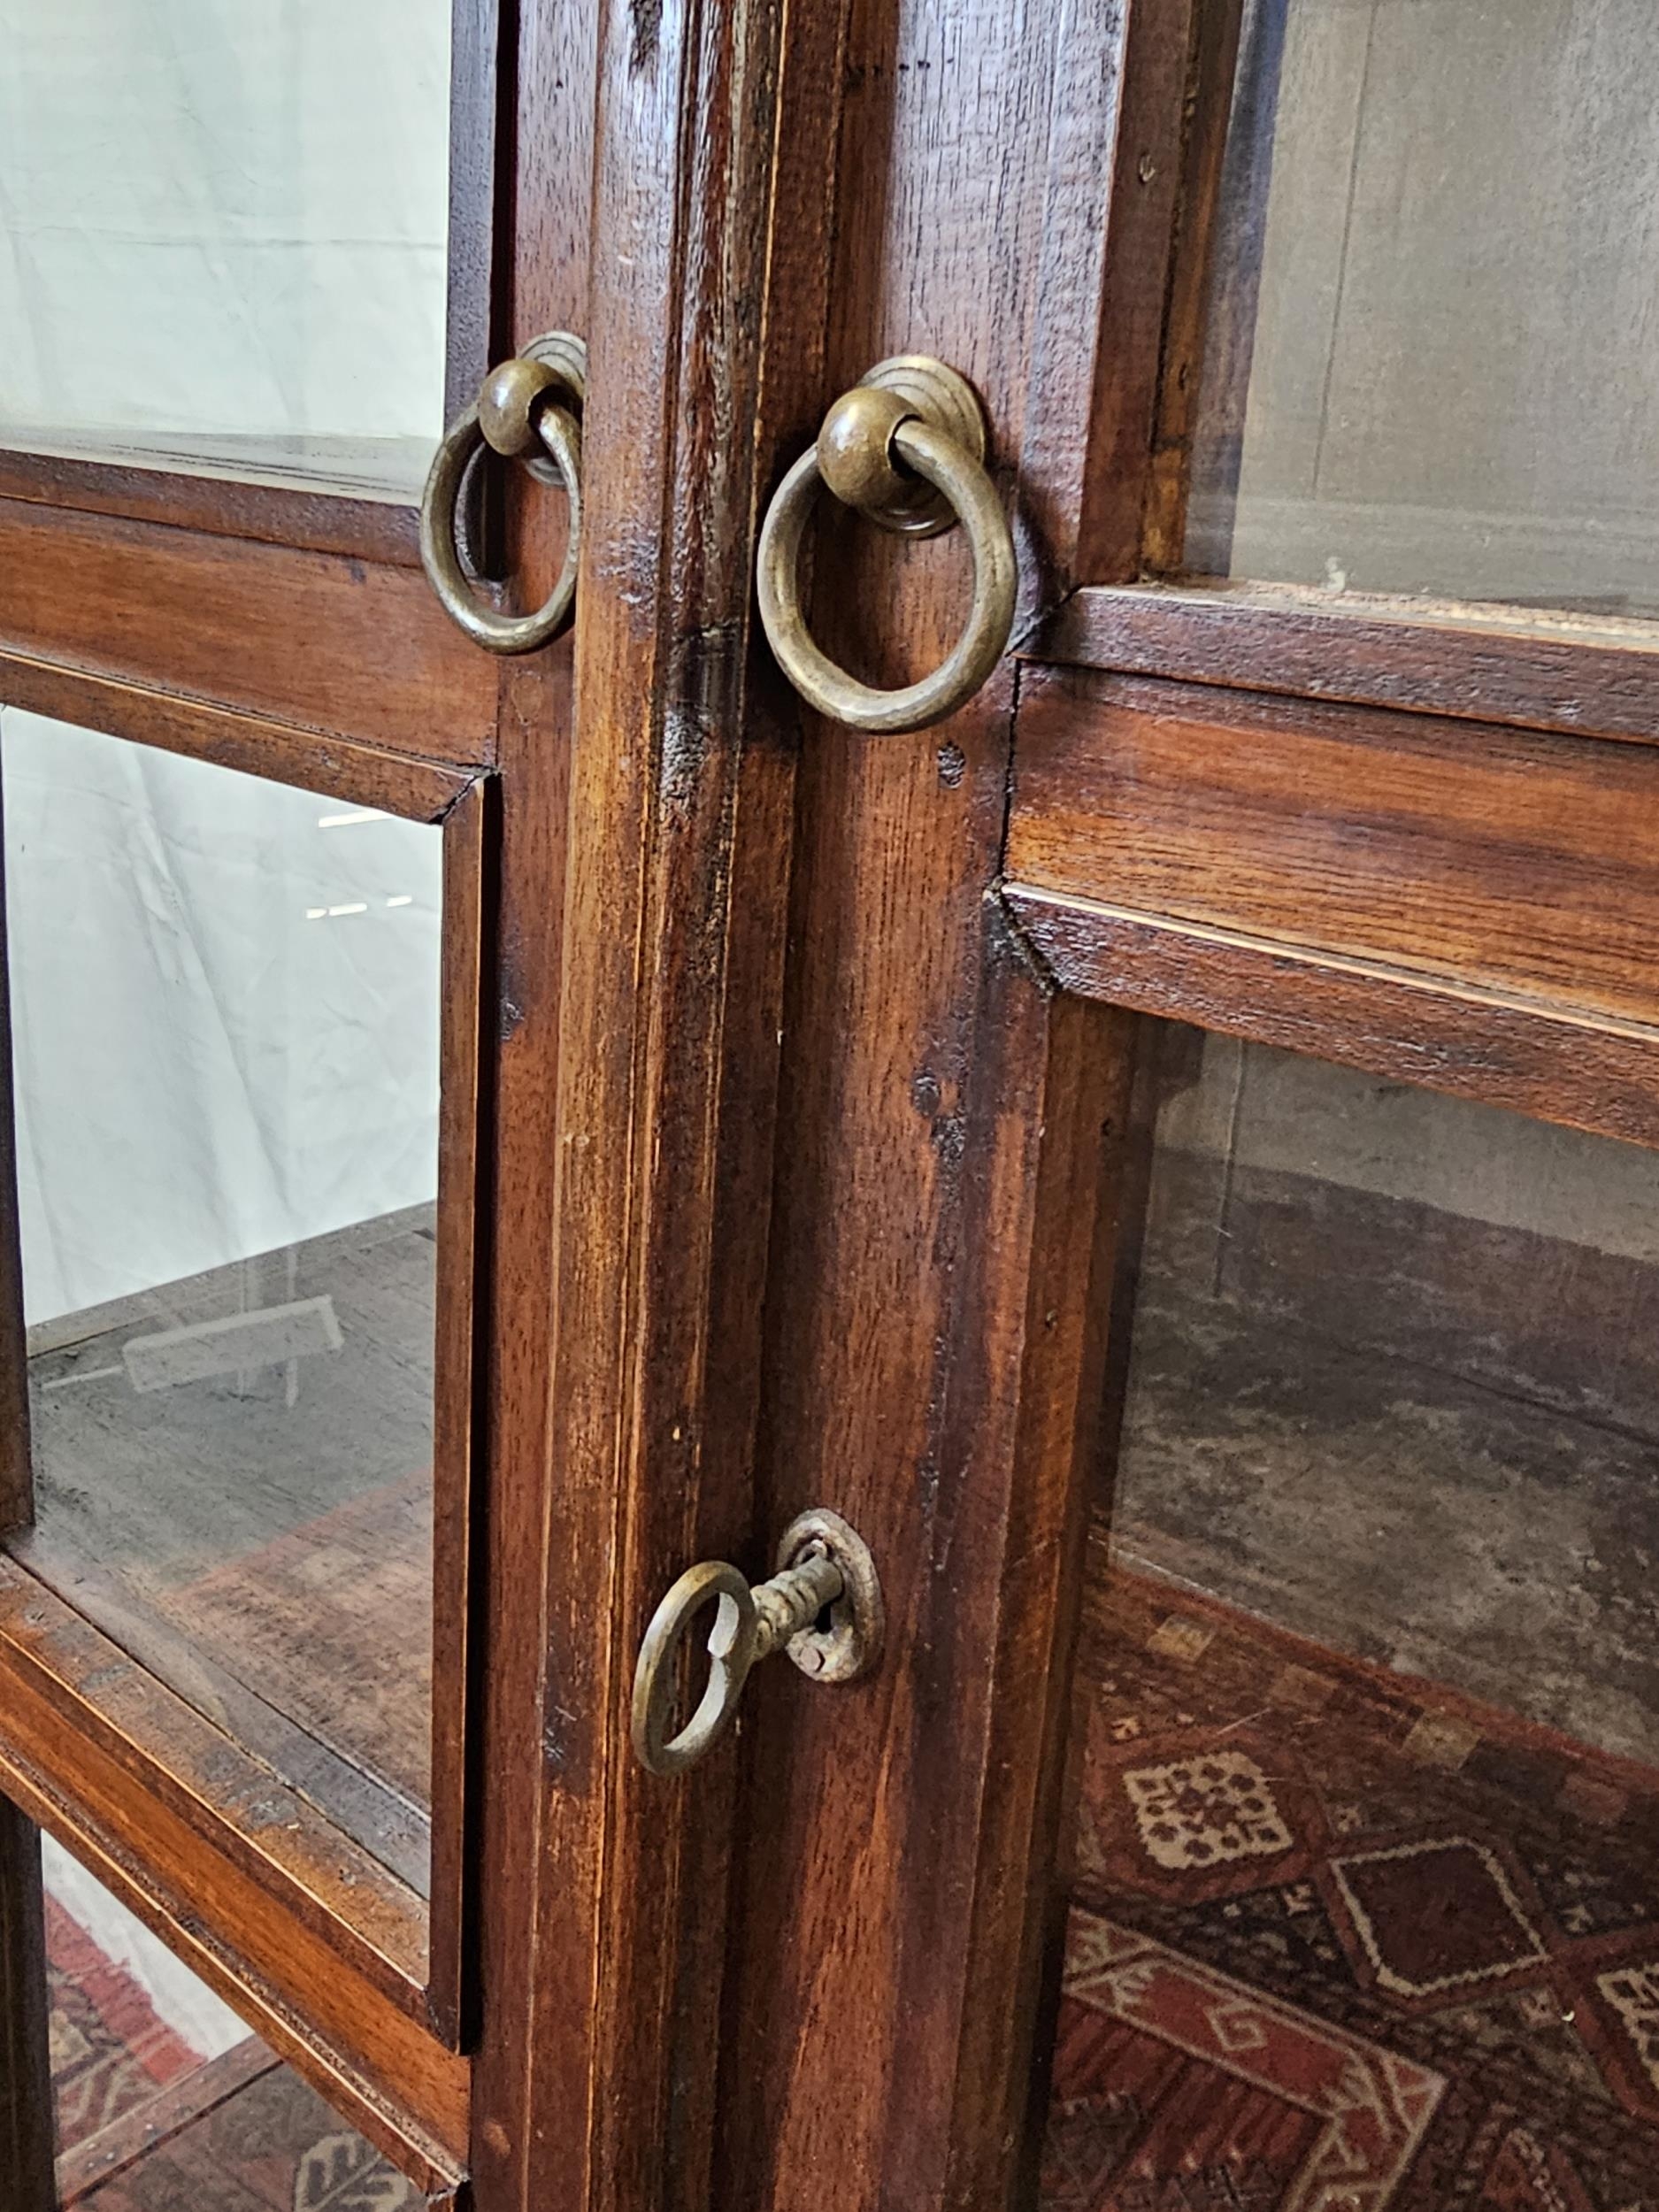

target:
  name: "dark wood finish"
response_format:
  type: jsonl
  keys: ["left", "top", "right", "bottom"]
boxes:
{"left": 57, "top": 2037, "right": 280, "bottom": 2204}
{"left": 1010, "top": 664, "right": 1659, "bottom": 1034}
{"left": 428, "top": 774, "right": 491, "bottom": 2051}
{"left": 677, "top": 1, "right": 1179, "bottom": 2202}
{"left": 1041, "top": 581, "right": 1659, "bottom": 745}
{"left": 1022, "top": 0, "right": 1194, "bottom": 596}
{"left": 0, "top": 498, "right": 497, "bottom": 764}
{"left": 0, "top": 0, "right": 512, "bottom": 2189}
{"left": 726, "top": 919, "right": 1137, "bottom": 2210}
{"left": 468, "top": 2, "right": 841, "bottom": 2205}
{"left": 0, "top": 653, "right": 475, "bottom": 817}
{"left": 461, "top": 0, "right": 595, "bottom": 2192}
{"left": 0, "top": 1562, "right": 429, "bottom": 1999}
{"left": 1007, "top": 885, "right": 1659, "bottom": 1152}
{"left": 0, "top": 731, "right": 486, "bottom": 2047}
{"left": 0, "top": 447, "right": 420, "bottom": 568}
{"left": 0, "top": 1723, "right": 465, "bottom": 2193}
{"left": 0, "top": 1794, "right": 54, "bottom": 2212}
{"left": 17, "top": 0, "right": 1659, "bottom": 2204}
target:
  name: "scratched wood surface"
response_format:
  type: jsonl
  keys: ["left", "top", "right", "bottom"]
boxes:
{"left": 703, "top": 4, "right": 1177, "bottom": 2208}
{"left": 1010, "top": 664, "right": 1659, "bottom": 1033}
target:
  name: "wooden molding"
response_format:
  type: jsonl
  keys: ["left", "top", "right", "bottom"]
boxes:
{"left": 1037, "top": 581, "right": 1659, "bottom": 747}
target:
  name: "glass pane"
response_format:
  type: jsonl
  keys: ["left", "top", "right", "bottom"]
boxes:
{"left": 1186, "top": 0, "right": 1659, "bottom": 617}
{"left": 0, "top": 1, "right": 450, "bottom": 495}
{"left": 2, "top": 711, "right": 442, "bottom": 1898}
{"left": 35, "top": 1819, "right": 421, "bottom": 2205}
{"left": 1042, "top": 1026, "right": 1659, "bottom": 2202}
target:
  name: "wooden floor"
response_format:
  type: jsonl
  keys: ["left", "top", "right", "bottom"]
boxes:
{"left": 1112, "top": 1052, "right": 1659, "bottom": 1765}
{"left": 14, "top": 1206, "right": 436, "bottom": 1893}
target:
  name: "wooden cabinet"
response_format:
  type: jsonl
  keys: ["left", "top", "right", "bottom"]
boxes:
{"left": 2, "top": 1, "right": 1655, "bottom": 2206}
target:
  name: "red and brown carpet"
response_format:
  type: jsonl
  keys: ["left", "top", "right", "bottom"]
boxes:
{"left": 1043, "top": 1565, "right": 1659, "bottom": 2210}
{"left": 47, "top": 1900, "right": 197, "bottom": 2156}
{"left": 46, "top": 1904, "right": 418, "bottom": 2209}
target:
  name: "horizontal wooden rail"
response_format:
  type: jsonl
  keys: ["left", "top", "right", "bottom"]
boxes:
{"left": 1035, "top": 581, "right": 1659, "bottom": 749}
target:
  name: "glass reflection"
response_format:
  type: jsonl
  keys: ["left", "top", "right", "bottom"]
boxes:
{"left": 1041, "top": 1024, "right": 1659, "bottom": 2203}
{"left": 34, "top": 1815, "right": 421, "bottom": 2204}
{"left": 2, "top": 712, "right": 441, "bottom": 1894}
{"left": 1186, "top": 0, "right": 1659, "bottom": 617}
{"left": 0, "top": 0, "right": 451, "bottom": 495}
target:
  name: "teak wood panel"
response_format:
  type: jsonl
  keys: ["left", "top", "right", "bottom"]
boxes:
{"left": 692, "top": 0, "right": 1178, "bottom": 2205}
{"left": 463, "top": 0, "right": 846, "bottom": 2201}
{"left": 0, "top": 654, "right": 478, "bottom": 821}
{"left": 0, "top": 721, "right": 487, "bottom": 2041}
{"left": 1040, "top": 583, "right": 1659, "bottom": 750}
{"left": 0, "top": 448, "right": 422, "bottom": 569}
{"left": 1009, "top": 664, "right": 1659, "bottom": 1035}
{"left": 1006, "top": 887, "right": 1659, "bottom": 1154}
{"left": 0, "top": 1559, "right": 428, "bottom": 2003}
{"left": 0, "top": 1617, "right": 467, "bottom": 2193}
{"left": 0, "top": 497, "right": 497, "bottom": 764}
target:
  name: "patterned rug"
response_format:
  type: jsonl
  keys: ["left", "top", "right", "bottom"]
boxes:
{"left": 47, "top": 1903, "right": 419, "bottom": 2208}
{"left": 68, "top": 2064, "right": 422, "bottom": 2211}
{"left": 47, "top": 1898, "right": 196, "bottom": 2154}
{"left": 1043, "top": 1561, "right": 1659, "bottom": 2209}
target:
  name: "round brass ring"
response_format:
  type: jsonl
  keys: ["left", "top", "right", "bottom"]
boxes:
{"left": 756, "top": 416, "right": 1017, "bottom": 735}
{"left": 419, "top": 398, "right": 582, "bottom": 655}
{"left": 631, "top": 1560, "right": 760, "bottom": 1778}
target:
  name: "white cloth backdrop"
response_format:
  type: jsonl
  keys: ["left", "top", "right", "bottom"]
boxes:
{"left": 3, "top": 711, "right": 443, "bottom": 1327}
{"left": 0, "top": 0, "right": 449, "bottom": 457}
{"left": 0, "top": 1, "right": 452, "bottom": 1324}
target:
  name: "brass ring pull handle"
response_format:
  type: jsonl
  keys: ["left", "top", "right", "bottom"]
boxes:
{"left": 632, "top": 1509, "right": 883, "bottom": 1778}
{"left": 757, "top": 356, "right": 1017, "bottom": 733}
{"left": 419, "top": 331, "right": 587, "bottom": 654}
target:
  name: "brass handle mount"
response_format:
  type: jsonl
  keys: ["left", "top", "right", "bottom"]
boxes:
{"left": 632, "top": 1509, "right": 883, "bottom": 1778}
{"left": 757, "top": 355, "right": 1017, "bottom": 733}
{"left": 419, "top": 331, "right": 586, "bottom": 655}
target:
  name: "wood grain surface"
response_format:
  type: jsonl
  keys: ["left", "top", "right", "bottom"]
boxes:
{"left": 0, "top": 499, "right": 497, "bottom": 764}
{"left": 1010, "top": 664, "right": 1659, "bottom": 1033}
{"left": 0, "top": 1794, "right": 54, "bottom": 2212}
{"left": 1041, "top": 582, "right": 1659, "bottom": 747}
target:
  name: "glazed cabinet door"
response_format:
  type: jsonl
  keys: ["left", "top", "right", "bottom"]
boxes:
{"left": 0, "top": 1, "right": 598, "bottom": 2197}
{"left": 604, "top": 2, "right": 1659, "bottom": 2211}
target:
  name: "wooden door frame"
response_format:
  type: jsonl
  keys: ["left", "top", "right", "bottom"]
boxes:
{"left": 0, "top": 1794, "right": 53, "bottom": 2212}
{"left": 576, "top": 4, "right": 1659, "bottom": 2210}
{"left": 7, "top": 3, "right": 1656, "bottom": 2208}
{"left": 0, "top": 717, "right": 486, "bottom": 2188}
{"left": 0, "top": 0, "right": 586, "bottom": 2192}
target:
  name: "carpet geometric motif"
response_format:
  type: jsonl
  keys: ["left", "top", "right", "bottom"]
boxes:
{"left": 1056, "top": 1914, "right": 1444, "bottom": 2208}
{"left": 45, "top": 1905, "right": 420, "bottom": 2208}
{"left": 1122, "top": 1749, "right": 1295, "bottom": 1872}
{"left": 45, "top": 1898, "right": 196, "bottom": 2156}
{"left": 1044, "top": 1569, "right": 1659, "bottom": 2209}
{"left": 1597, "top": 1962, "right": 1659, "bottom": 2097}
{"left": 1328, "top": 1836, "right": 1549, "bottom": 2001}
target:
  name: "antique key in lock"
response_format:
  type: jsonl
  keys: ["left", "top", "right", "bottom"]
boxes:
{"left": 631, "top": 1509, "right": 883, "bottom": 1777}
